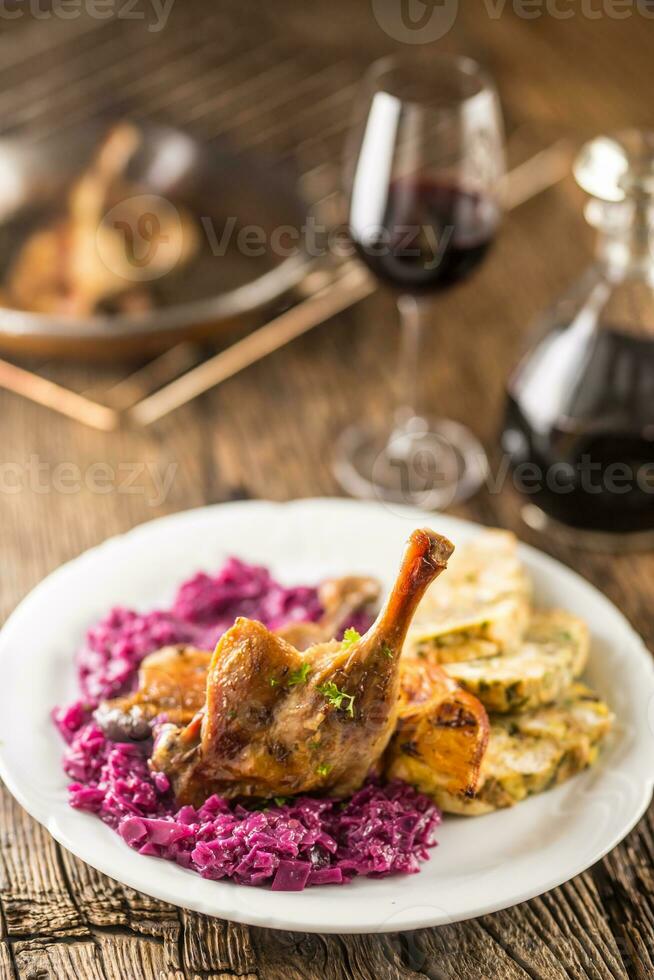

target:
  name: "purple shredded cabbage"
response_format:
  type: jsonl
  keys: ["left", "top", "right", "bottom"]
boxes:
{"left": 54, "top": 557, "right": 440, "bottom": 890}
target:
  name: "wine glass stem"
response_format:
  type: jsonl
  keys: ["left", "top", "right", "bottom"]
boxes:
{"left": 394, "top": 293, "right": 425, "bottom": 430}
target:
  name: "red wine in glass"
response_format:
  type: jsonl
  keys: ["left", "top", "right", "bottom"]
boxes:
{"left": 333, "top": 51, "right": 505, "bottom": 507}
{"left": 350, "top": 178, "right": 500, "bottom": 293}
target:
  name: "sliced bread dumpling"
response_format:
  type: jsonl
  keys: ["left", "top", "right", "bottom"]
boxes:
{"left": 406, "top": 529, "right": 531, "bottom": 664}
{"left": 442, "top": 609, "right": 589, "bottom": 714}
{"left": 434, "top": 683, "right": 613, "bottom": 815}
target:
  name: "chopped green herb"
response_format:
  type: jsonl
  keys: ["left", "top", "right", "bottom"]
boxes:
{"left": 227, "top": 709, "right": 237, "bottom": 719}
{"left": 308, "top": 739, "right": 320, "bottom": 750}
{"left": 341, "top": 627, "right": 361, "bottom": 648}
{"left": 318, "top": 681, "right": 355, "bottom": 718}
{"left": 288, "top": 661, "right": 311, "bottom": 686}
{"left": 274, "top": 796, "right": 289, "bottom": 807}
{"left": 269, "top": 677, "right": 279, "bottom": 687}
{"left": 381, "top": 643, "right": 394, "bottom": 660}
{"left": 316, "top": 763, "right": 332, "bottom": 777}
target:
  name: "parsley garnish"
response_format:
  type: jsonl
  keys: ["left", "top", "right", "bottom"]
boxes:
{"left": 316, "top": 763, "right": 332, "bottom": 777}
{"left": 274, "top": 796, "right": 289, "bottom": 807}
{"left": 270, "top": 677, "right": 279, "bottom": 687}
{"left": 288, "top": 662, "right": 311, "bottom": 686}
{"left": 318, "top": 681, "right": 355, "bottom": 718}
{"left": 381, "top": 644, "right": 394, "bottom": 660}
{"left": 308, "top": 739, "right": 320, "bottom": 750}
{"left": 341, "top": 627, "right": 361, "bottom": 648}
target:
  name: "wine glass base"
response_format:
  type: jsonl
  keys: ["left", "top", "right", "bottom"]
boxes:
{"left": 521, "top": 503, "right": 654, "bottom": 553}
{"left": 333, "top": 417, "right": 488, "bottom": 509}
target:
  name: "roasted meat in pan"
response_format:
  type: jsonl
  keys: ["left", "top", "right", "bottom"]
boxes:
{"left": 1, "top": 122, "right": 199, "bottom": 316}
{"left": 150, "top": 528, "right": 453, "bottom": 804}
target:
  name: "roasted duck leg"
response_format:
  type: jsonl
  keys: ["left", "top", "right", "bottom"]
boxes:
{"left": 96, "top": 636, "right": 489, "bottom": 802}
{"left": 96, "top": 576, "right": 381, "bottom": 741}
{"left": 151, "top": 528, "right": 454, "bottom": 804}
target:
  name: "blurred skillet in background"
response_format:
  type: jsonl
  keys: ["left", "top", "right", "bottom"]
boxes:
{"left": 0, "top": 121, "right": 310, "bottom": 359}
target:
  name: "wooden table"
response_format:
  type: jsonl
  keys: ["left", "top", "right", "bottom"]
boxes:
{"left": 2, "top": 3, "right": 654, "bottom": 977}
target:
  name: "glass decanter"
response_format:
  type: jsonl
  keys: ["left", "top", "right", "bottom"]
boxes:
{"left": 501, "top": 131, "right": 654, "bottom": 549}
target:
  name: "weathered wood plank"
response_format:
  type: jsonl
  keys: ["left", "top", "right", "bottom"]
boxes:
{"left": 591, "top": 810, "right": 654, "bottom": 979}
{"left": 180, "top": 911, "right": 256, "bottom": 977}
{"left": 57, "top": 853, "right": 129, "bottom": 931}
{"left": 0, "top": 787, "right": 88, "bottom": 940}
{"left": 397, "top": 921, "right": 531, "bottom": 980}
{"left": 95, "top": 933, "right": 181, "bottom": 980}
{"left": 12, "top": 939, "right": 106, "bottom": 980}
{"left": 0, "top": 942, "right": 17, "bottom": 980}
{"left": 250, "top": 931, "right": 406, "bottom": 980}
{"left": 480, "top": 877, "right": 629, "bottom": 980}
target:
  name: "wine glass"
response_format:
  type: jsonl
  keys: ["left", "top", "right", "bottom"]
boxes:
{"left": 333, "top": 52, "right": 505, "bottom": 508}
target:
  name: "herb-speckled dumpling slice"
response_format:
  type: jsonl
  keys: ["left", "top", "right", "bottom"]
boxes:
{"left": 443, "top": 609, "right": 589, "bottom": 714}
{"left": 406, "top": 530, "right": 531, "bottom": 664}
{"left": 434, "top": 683, "right": 613, "bottom": 815}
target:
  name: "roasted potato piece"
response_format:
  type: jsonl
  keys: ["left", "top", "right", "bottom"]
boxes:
{"left": 384, "top": 657, "right": 489, "bottom": 800}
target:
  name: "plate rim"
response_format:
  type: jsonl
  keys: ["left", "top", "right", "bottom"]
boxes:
{"left": 1, "top": 496, "right": 652, "bottom": 934}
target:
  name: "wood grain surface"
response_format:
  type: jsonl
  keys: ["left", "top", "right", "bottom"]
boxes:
{"left": 1, "top": 3, "right": 653, "bottom": 977}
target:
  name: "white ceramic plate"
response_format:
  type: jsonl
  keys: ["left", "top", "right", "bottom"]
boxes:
{"left": 0, "top": 498, "right": 652, "bottom": 934}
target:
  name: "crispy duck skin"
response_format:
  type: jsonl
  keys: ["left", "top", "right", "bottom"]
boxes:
{"left": 96, "top": 576, "right": 381, "bottom": 741}
{"left": 150, "top": 529, "right": 454, "bottom": 804}
{"left": 94, "top": 645, "right": 211, "bottom": 741}
{"left": 383, "top": 658, "right": 489, "bottom": 800}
